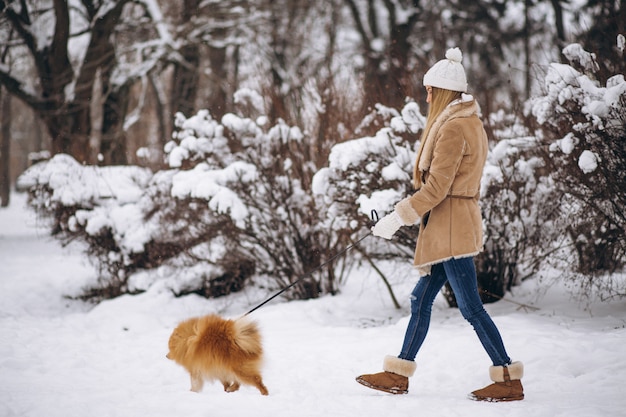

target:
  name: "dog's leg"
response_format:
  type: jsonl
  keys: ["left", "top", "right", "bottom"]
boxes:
{"left": 223, "top": 380, "right": 241, "bottom": 393}
{"left": 252, "top": 375, "right": 269, "bottom": 396}
{"left": 238, "top": 373, "right": 269, "bottom": 396}
{"left": 190, "top": 370, "right": 204, "bottom": 393}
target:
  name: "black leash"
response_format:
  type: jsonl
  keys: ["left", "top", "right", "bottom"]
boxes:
{"left": 243, "top": 210, "right": 379, "bottom": 316}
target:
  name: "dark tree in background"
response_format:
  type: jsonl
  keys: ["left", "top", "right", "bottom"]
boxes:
{"left": 0, "top": 32, "right": 10, "bottom": 207}
{"left": 0, "top": 0, "right": 168, "bottom": 164}
{"left": 170, "top": 0, "right": 201, "bottom": 120}
{"left": 0, "top": 84, "right": 9, "bottom": 207}
{"left": 577, "top": 0, "right": 626, "bottom": 82}
{"left": 343, "top": 0, "right": 423, "bottom": 113}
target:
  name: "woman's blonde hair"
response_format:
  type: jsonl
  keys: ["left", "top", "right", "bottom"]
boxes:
{"left": 413, "top": 87, "right": 462, "bottom": 187}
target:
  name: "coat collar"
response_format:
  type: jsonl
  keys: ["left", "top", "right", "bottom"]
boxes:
{"left": 416, "top": 96, "right": 480, "bottom": 174}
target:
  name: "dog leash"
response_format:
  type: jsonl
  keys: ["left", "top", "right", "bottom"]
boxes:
{"left": 243, "top": 210, "right": 379, "bottom": 316}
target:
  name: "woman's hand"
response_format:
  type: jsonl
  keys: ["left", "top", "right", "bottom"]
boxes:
{"left": 371, "top": 212, "right": 403, "bottom": 240}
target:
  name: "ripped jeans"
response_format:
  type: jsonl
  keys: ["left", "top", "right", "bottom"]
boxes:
{"left": 398, "top": 257, "right": 511, "bottom": 367}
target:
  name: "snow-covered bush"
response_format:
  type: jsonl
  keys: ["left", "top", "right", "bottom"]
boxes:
{"left": 313, "top": 102, "right": 424, "bottom": 258}
{"left": 163, "top": 102, "right": 372, "bottom": 299}
{"left": 477, "top": 112, "right": 566, "bottom": 302}
{"left": 16, "top": 154, "right": 156, "bottom": 298}
{"left": 181, "top": 109, "right": 338, "bottom": 299}
{"left": 315, "top": 101, "right": 560, "bottom": 305}
{"left": 527, "top": 42, "right": 626, "bottom": 298}
{"left": 17, "top": 92, "right": 350, "bottom": 301}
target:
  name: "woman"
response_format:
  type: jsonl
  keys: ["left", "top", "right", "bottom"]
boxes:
{"left": 356, "top": 48, "right": 524, "bottom": 402}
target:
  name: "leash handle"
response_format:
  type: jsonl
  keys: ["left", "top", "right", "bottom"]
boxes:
{"left": 370, "top": 209, "right": 379, "bottom": 224}
{"left": 244, "top": 210, "right": 379, "bottom": 316}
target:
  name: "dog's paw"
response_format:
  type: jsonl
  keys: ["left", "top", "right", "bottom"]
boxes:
{"left": 224, "top": 382, "right": 240, "bottom": 393}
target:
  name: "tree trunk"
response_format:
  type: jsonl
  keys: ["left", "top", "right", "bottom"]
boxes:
{"left": 0, "top": 86, "right": 11, "bottom": 207}
{"left": 171, "top": 43, "right": 200, "bottom": 119}
{"left": 148, "top": 73, "right": 168, "bottom": 159}
{"left": 100, "top": 84, "right": 130, "bottom": 165}
{"left": 207, "top": 44, "right": 229, "bottom": 119}
{"left": 386, "top": 20, "right": 417, "bottom": 109}
{"left": 344, "top": 0, "right": 418, "bottom": 113}
{"left": 524, "top": 0, "right": 532, "bottom": 101}
{"left": 170, "top": 0, "right": 201, "bottom": 119}
{"left": 550, "top": 0, "right": 566, "bottom": 44}
{"left": 0, "top": 0, "right": 133, "bottom": 165}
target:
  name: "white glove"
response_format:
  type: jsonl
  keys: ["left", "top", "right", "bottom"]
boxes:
{"left": 371, "top": 212, "right": 403, "bottom": 240}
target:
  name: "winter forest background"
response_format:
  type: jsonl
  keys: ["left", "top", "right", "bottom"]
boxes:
{"left": 0, "top": 0, "right": 625, "bottom": 309}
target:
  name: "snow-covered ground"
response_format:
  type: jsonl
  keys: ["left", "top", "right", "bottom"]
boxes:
{"left": 1, "top": 192, "right": 625, "bottom": 417}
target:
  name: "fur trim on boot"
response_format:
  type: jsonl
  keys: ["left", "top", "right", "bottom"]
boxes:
{"left": 489, "top": 361, "right": 523, "bottom": 382}
{"left": 383, "top": 355, "right": 417, "bottom": 377}
{"left": 469, "top": 361, "right": 524, "bottom": 402}
{"left": 355, "top": 356, "right": 416, "bottom": 394}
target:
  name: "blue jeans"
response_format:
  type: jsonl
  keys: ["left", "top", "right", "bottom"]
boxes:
{"left": 399, "top": 257, "right": 511, "bottom": 366}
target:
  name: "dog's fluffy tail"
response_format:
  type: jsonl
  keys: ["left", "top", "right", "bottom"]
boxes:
{"left": 233, "top": 316, "right": 263, "bottom": 355}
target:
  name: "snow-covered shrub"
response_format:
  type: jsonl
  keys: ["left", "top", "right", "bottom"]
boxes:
{"left": 165, "top": 110, "right": 231, "bottom": 170}
{"left": 315, "top": 102, "right": 423, "bottom": 236}
{"left": 194, "top": 111, "right": 337, "bottom": 299}
{"left": 477, "top": 112, "right": 566, "bottom": 302}
{"left": 528, "top": 43, "right": 626, "bottom": 298}
{"left": 154, "top": 104, "right": 362, "bottom": 299}
{"left": 17, "top": 95, "right": 350, "bottom": 301}
{"left": 16, "top": 154, "right": 155, "bottom": 298}
{"left": 313, "top": 102, "right": 424, "bottom": 276}
{"left": 316, "top": 101, "right": 558, "bottom": 306}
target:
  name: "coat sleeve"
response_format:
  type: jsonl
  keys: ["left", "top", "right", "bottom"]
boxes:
{"left": 407, "top": 122, "right": 466, "bottom": 217}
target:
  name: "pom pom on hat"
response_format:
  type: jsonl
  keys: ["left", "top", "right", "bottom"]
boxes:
{"left": 445, "top": 47, "right": 463, "bottom": 63}
{"left": 423, "top": 47, "right": 468, "bottom": 92}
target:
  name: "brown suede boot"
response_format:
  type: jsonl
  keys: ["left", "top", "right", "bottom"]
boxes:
{"left": 356, "top": 356, "right": 416, "bottom": 394}
{"left": 469, "top": 361, "right": 524, "bottom": 402}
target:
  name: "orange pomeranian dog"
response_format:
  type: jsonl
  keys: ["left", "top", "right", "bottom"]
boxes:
{"left": 166, "top": 314, "right": 268, "bottom": 395}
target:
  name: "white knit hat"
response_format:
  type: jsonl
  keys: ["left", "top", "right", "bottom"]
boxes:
{"left": 423, "top": 47, "right": 468, "bottom": 93}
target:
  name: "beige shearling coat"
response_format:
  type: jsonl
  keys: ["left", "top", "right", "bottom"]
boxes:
{"left": 395, "top": 98, "right": 488, "bottom": 275}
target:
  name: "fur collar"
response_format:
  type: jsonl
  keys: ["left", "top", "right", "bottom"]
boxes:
{"left": 415, "top": 95, "right": 480, "bottom": 175}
